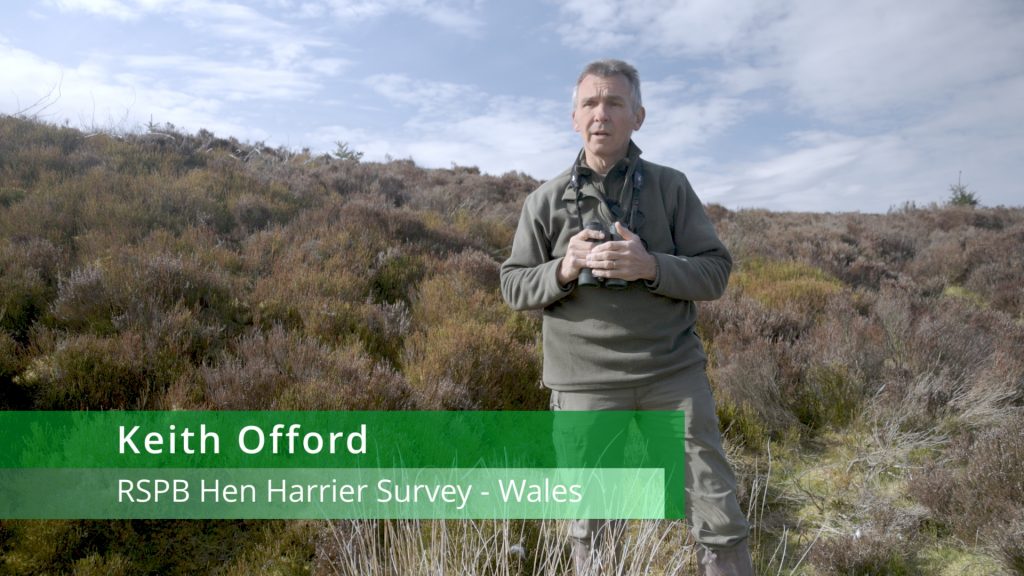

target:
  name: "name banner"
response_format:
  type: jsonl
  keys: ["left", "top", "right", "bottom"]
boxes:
{"left": 0, "top": 411, "right": 686, "bottom": 519}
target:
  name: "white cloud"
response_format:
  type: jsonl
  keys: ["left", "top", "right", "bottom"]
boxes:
{"left": 47, "top": 0, "right": 329, "bottom": 67}
{"left": 8, "top": 1, "right": 1020, "bottom": 212}
{"left": 177, "top": 1, "right": 327, "bottom": 66}
{"left": 555, "top": 0, "right": 774, "bottom": 56}
{"left": 696, "top": 131, "right": 917, "bottom": 211}
{"left": 555, "top": 0, "right": 1024, "bottom": 210}
{"left": 556, "top": 0, "right": 1024, "bottom": 122}
{"left": 297, "top": 1, "right": 327, "bottom": 17}
{"left": 318, "top": 75, "right": 576, "bottom": 176}
{"left": 769, "top": 0, "right": 1024, "bottom": 121}
{"left": 48, "top": 0, "right": 143, "bottom": 20}
{"left": 364, "top": 73, "right": 486, "bottom": 113}
{"left": 323, "top": 0, "right": 484, "bottom": 35}
{"left": 0, "top": 43, "right": 263, "bottom": 140}
{"left": 639, "top": 78, "right": 751, "bottom": 159}
{"left": 123, "top": 54, "right": 331, "bottom": 101}
{"left": 5, "top": 0, "right": 349, "bottom": 137}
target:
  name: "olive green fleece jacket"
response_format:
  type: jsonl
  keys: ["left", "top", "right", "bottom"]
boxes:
{"left": 500, "top": 144, "right": 732, "bottom": 391}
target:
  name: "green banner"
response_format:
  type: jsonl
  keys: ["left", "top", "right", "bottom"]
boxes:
{"left": 0, "top": 468, "right": 663, "bottom": 519}
{"left": 0, "top": 411, "right": 686, "bottom": 519}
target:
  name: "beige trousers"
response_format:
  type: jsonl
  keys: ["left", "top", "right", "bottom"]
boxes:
{"left": 549, "top": 362, "right": 750, "bottom": 550}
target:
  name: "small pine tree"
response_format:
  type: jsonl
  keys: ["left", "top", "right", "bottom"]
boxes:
{"left": 948, "top": 172, "right": 979, "bottom": 207}
{"left": 333, "top": 140, "right": 363, "bottom": 162}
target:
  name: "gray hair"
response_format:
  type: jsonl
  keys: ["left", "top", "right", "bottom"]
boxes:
{"left": 572, "top": 59, "right": 643, "bottom": 112}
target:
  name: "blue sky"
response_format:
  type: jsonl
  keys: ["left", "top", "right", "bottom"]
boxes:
{"left": 2, "top": 0, "right": 1021, "bottom": 212}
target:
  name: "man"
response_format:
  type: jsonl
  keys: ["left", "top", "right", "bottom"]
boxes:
{"left": 499, "top": 59, "right": 754, "bottom": 575}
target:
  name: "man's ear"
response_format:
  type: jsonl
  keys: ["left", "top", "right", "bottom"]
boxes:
{"left": 572, "top": 109, "right": 580, "bottom": 133}
{"left": 634, "top": 106, "right": 646, "bottom": 130}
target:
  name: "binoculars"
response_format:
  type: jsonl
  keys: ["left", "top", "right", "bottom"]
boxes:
{"left": 578, "top": 221, "right": 627, "bottom": 290}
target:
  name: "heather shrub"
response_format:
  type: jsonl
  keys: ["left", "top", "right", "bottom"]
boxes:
{"left": 248, "top": 237, "right": 371, "bottom": 318}
{"left": 0, "top": 263, "right": 52, "bottom": 341}
{"left": 705, "top": 267, "right": 885, "bottom": 440}
{"left": 404, "top": 319, "right": 544, "bottom": 410}
{"left": 0, "top": 238, "right": 63, "bottom": 340}
{"left": 876, "top": 295, "right": 1024, "bottom": 428}
{"left": 910, "top": 416, "right": 1024, "bottom": 546}
{"left": 810, "top": 530, "right": 918, "bottom": 575}
{"left": 0, "top": 185, "right": 26, "bottom": 207}
{"left": 0, "top": 329, "right": 19, "bottom": 378}
{"left": 230, "top": 192, "right": 285, "bottom": 233}
{"left": 451, "top": 208, "right": 517, "bottom": 257}
{"left": 201, "top": 326, "right": 414, "bottom": 410}
{"left": 703, "top": 293, "right": 802, "bottom": 445}
{"left": 133, "top": 250, "right": 243, "bottom": 321}
{"left": 966, "top": 260, "right": 1024, "bottom": 315}
{"left": 700, "top": 292, "right": 807, "bottom": 347}
{"left": 998, "top": 519, "right": 1024, "bottom": 576}
{"left": 708, "top": 338, "right": 794, "bottom": 447}
{"left": 443, "top": 249, "right": 502, "bottom": 289}
{"left": 412, "top": 265, "right": 497, "bottom": 329}
{"left": 0, "top": 520, "right": 91, "bottom": 574}
{"left": 865, "top": 228, "right": 917, "bottom": 268}
{"left": 789, "top": 297, "right": 886, "bottom": 429}
{"left": 716, "top": 209, "right": 775, "bottom": 260}
{"left": 907, "top": 229, "right": 970, "bottom": 286}
{"left": 0, "top": 117, "right": 90, "bottom": 186}
{"left": 217, "top": 520, "right": 317, "bottom": 576}
{"left": 248, "top": 200, "right": 458, "bottom": 314}
{"left": 36, "top": 298, "right": 212, "bottom": 409}
{"left": 49, "top": 247, "right": 248, "bottom": 337}
{"left": 791, "top": 364, "right": 862, "bottom": 430}
{"left": 1, "top": 519, "right": 266, "bottom": 576}
{"left": 405, "top": 251, "right": 540, "bottom": 405}
{"left": 321, "top": 300, "right": 411, "bottom": 369}
{"left": 0, "top": 328, "right": 28, "bottom": 407}
{"left": 247, "top": 238, "right": 413, "bottom": 364}
{"left": 48, "top": 263, "right": 116, "bottom": 334}
{"left": 336, "top": 199, "right": 466, "bottom": 258}
{"left": 70, "top": 552, "right": 134, "bottom": 576}
{"left": 871, "top": 283, "right": 917, "bottom": 379}
{"left": 15, "top": 331, "right": 150, "bottom": 409}
{"left": 369, "top": 247, "right": 427, "bottom": 305}
{"left": 412, "top": 254, "right": 533, "bottom": 335}
{"left": 951, "top": 349, "right": 1024, "bottom": 428}
{"left": 809, "top": 491, "right": 927, "bottom": 574}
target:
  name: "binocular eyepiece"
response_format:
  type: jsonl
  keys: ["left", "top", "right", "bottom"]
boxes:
{"left": 578, "top": 221, "right": 627, "bottom": 290}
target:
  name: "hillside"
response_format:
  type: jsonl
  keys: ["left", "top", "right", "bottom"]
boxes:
{"left": 1, "top": 116, "right": 1022, "bottom": 575}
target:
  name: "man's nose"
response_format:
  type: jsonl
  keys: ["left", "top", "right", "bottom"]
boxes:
{"left": 593, "top": 102, "right": 609, "bottom": 122}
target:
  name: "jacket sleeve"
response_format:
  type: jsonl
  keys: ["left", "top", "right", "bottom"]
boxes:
{"left": 500, "top": 193, "right": 574, "bottom": 311}
{"left": 644, "top": 178, "right": 732, "bottom": 302}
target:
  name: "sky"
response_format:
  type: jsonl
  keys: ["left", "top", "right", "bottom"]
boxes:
{"left": 1, "top": 0, "right": 1022, "bottom": 212}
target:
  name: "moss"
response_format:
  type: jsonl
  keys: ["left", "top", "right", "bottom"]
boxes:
{"left": 732, "top": 258, "right": 843, "bottom": 314}
{"left": 918, "top": 544, "right": 1004, "bottom": 576}
{"left": 942, "top": 284, "right": 987, "bottom": 307}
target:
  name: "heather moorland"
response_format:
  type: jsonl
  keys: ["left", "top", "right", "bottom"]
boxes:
{"left": 1, "top": 116, "right": 1022, "bottom": 575}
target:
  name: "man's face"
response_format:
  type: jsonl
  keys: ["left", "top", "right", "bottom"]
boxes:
{"left": 572, "top": 73, "right": 645, "bottom": 168}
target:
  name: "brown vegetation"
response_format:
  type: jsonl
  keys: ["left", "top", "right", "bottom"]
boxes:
{"left": 1, "top": 115, "right": 1023, "bottom": 574}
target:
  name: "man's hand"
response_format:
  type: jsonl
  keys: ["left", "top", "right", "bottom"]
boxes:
{"left": 557, "top": 227, "right": 606, "bottom": 286}
{"left": 586, "top": 222, "right": 657, "bottom": 282}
